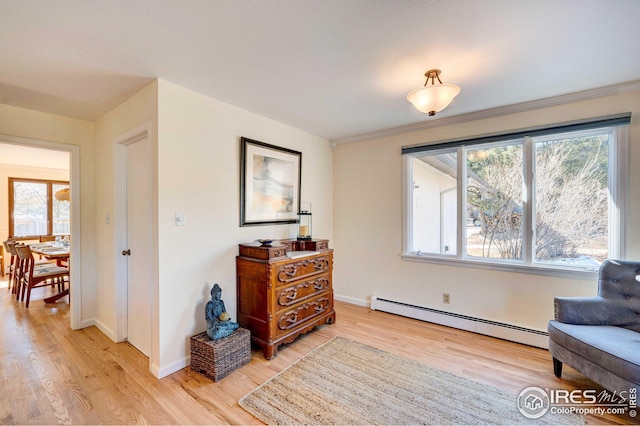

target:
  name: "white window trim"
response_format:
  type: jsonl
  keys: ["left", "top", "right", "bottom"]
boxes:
{"left": 611, "top": 125, "right": 630, "bottom": 259}
{"left": 402, "top": 126, "right": 629, "bottom": 280}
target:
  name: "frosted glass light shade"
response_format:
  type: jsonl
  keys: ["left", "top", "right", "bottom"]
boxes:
{"left": 406, "top": 83, "right": 460, "bottom": 116}
{"left": 55, "top": 187, "right": 70, "bottom": 201}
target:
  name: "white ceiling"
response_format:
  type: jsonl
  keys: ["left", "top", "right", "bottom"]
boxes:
{"left": 1, "top": 0, "right": 639, "bottom": 142}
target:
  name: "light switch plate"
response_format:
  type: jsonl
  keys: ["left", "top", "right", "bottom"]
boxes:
{"left": 175, "top": 212, "right": 185, "bottom": 226}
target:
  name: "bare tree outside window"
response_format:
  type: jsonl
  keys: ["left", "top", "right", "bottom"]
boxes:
{"left": 12, "top": 181, "right": 48, "bottom": 236}
{"left": 53, "top": 183, "right": 71, "bottom": 234}
{"left": 405, "top": 117, "right": 627, "bottom": 274}
{"left": 466, "top": 145, "right": 523, "bottom": 259}
{"left": 535, "top": 136, "right": 609, "bottom": 264}
{"left": 9, "top": 178, "right": 70, "bottom": 238}
{"left": 465, "top": 135, "right": 609, "bottom": 264}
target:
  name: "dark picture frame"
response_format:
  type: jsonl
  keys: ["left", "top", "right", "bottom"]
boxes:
{"left": 240, "top": 137, "right": 301, "bottom": 226}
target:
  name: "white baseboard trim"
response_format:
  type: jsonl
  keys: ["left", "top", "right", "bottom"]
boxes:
{"left": 150, "top": 294, "right": 366, "bottom": 379}
{"left": 93, "top": 318, "right": 117, "bottom": 342}
{"left": 334, "top": 293, "right": 368, "bottom": 307}
{"left": 370, "top": 295, "right": 549, "bottom": 349}
{"left": 153, "top": 356, "right": 190, "bottom": 379}
{"left": 76, "top": 317, "right": 188, "bottom": 379}
{"left": 77, "top": 318, "right": 96, "bottom": 330}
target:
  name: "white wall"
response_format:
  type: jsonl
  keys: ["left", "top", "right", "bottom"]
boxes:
{"left": 78, "top": 78, "right": 335, "bottom": 378}
{"left": 0, "top": 104, "right": 96, "bottom": 322}
{"left": 153, "top": 80, "right": 333, "bottom": 377}
{"left": 333, "top": 90, "right": 640, "bottom": 332}
{"left": 411, "top": 159, "right": 456, "bottom": 254}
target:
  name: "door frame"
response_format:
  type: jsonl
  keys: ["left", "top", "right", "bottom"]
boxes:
{"left": 113, "top": 122, "right": 154, "bottom": 360}
{"left": 0, "top": 134, "right": 82, "bottom": 329}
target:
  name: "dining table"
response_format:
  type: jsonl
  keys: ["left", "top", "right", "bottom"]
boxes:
{"left": 29, "top": 242, "right": 71, "bottom": 303}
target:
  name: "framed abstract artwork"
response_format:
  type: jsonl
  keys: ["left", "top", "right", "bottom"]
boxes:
{"left": 240, "top": 137, "right": 301, "bottom": 226}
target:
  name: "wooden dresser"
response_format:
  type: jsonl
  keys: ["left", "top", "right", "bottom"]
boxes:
{"left": 236, "top": 239, "right": 335, "bottom": 359}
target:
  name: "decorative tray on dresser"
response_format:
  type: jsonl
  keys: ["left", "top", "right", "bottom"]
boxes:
{"left": 236, "top": 239, "right": 335, "bottom": 359}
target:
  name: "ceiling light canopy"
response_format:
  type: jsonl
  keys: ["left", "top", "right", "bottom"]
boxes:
{"left": 407, "top": 69, "right": 460, "bottom": 116}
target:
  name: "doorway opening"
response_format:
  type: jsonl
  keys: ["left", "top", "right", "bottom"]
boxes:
{"left": 0, "top": 136, "right": 81, "bottom": 328}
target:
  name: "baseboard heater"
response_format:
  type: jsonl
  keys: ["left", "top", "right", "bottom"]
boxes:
{"left": 370, "top": 296, "right": 549, "bottom": 349}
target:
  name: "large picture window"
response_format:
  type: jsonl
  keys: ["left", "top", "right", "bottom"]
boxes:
{"left": 402, "top": 114, "right": 630, "bottom": 276}
{"left": 9, "top": 178, "right": 70, "bottom": 238}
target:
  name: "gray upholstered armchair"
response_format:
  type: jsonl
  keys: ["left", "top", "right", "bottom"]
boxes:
{"left": 548, "top": 259, "right": 640, "bottom": 393}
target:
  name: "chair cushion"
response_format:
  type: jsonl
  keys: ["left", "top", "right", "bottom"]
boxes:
{"left": 31, "top": 263, "right": 54, "bottom": 273}
{"left": 33, "top": 265, "right": 69, "bottom": 278}
{"left": 548, "top": 320, "right": 640, "bottom": 384}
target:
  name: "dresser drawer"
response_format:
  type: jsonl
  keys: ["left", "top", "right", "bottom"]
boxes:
{"left": 276, "top": 276, "right": 331, "bottom": 310}
{"left": 275, "top": 255, "right": 331, "bottom": 285}
{"left": 275, "top": 297, "right": 332, "bottom": 336}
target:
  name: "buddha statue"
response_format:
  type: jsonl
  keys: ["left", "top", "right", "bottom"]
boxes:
{"left": 205, "top": 283, "right": 239, "bottom": 340}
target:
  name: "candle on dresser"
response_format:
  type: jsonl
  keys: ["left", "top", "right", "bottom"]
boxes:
{"left": 299, "top": 225, "right": 309, "bottom": 236}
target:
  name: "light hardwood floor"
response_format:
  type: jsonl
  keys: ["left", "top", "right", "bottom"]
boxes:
{"left": 0, "top": 279, "right": 632, "bottom": 425}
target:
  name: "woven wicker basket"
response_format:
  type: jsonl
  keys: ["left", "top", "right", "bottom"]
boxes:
{"left": 190, "top": 327, "right": 251, "bottom": 382}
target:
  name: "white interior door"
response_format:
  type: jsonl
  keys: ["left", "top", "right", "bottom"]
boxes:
{"left": 124, "top": 137, "right": 152, "bottom": 356}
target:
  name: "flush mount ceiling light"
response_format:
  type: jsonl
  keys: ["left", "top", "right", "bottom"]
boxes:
{"left": 406, "top": 69, "right": 460, "bottom": 116}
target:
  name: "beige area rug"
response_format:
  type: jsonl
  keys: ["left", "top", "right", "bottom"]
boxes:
{"left": 239, "top": 337, "right": 582, "bottom": 425}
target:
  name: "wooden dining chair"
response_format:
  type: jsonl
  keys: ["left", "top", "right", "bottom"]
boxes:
{"left": 0, "top": 242, "right": 4, "bottom": 278}
{"left": 5, "top": 240, "right": 20, "bottom": 294}
{"left": 14, "top": 244, "right": 69, "bottom": 308}
{"left": 6, "top": 241, "right": 54, "bottom": 294}
{"left": 3, "top": 240, "right": 18, "bottom": 284}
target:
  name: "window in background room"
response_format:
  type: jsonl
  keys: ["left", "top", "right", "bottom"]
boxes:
{"left": 52, "top": 183, "right": 71, "bottom": 235}
{"left": 402, "top": 114, "right": 629, "bottom": 276}
{"left": 9, "top": 178, "right": 70, "bottom": 238}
